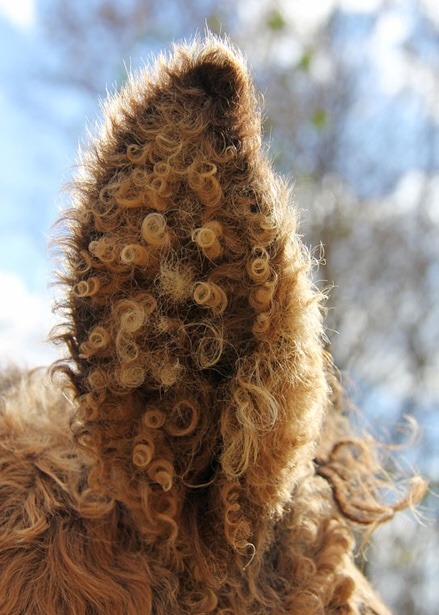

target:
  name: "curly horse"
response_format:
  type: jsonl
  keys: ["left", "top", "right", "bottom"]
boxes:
{"left": 0, "top": 36, "right": 424, "bottom": 614}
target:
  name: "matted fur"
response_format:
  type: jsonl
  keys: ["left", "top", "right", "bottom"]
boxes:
{"left": 0, "top": 36, "right": 424, "bottom": 614}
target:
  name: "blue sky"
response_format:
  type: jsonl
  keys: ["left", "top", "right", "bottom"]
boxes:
{"left": 0, "top": 2, "right": 97, "bottom": 366}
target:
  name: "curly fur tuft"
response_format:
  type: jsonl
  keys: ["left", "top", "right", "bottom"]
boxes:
{"left": 0, "top": 36, "right": 424, "bottom": 614}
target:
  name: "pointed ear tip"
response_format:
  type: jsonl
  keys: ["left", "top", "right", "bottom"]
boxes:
{"left": 190, "top": 43, "right": 250, "bottom": 102}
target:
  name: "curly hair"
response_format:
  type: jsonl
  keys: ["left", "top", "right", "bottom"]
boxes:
{"left": 0, "top": 36, "right": 425, "bottom": 614}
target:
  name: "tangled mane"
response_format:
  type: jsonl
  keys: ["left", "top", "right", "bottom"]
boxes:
{"left": 0, "top": 36, "right": 425, "bottom": 614}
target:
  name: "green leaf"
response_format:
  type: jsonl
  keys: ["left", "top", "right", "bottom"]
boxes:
{"left": 298, "top": 49, "right": 313, "bottom": 71}
{"left": 267, "top": 9, "right": 286, "bottom": 31}
{"left": 311, "top": 108, "right": 327, "bottom": 130}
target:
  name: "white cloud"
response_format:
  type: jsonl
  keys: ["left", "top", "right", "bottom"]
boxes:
{"left": 281, "top": 0, "right": 336, "bottom": 32}
{"left": 280, "top": 0, "right": 387, "bottom": 32}
{"left": 339, "top": 0, "right": 384, "bottom": 12}
{"left": 0, "top": 0, "right": 34, "bottom": 28}
{"left": 0, "top": 272, "right": 61, "bottom": 369}
{"left": 280, "top": 0, "right": 386, "bottom": 31}
{"left": 419, "top": 0, "right": 439, "bottom": 27}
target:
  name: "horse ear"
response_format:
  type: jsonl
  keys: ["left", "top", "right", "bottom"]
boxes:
{"left": 189, "top": 50, "right": 247, "bottom": 105}
{"left": 171, "top": 40, "right": 258, "bottom": 136}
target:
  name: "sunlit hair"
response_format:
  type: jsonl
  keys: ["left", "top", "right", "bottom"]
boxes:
{"left": 0, "top": 35, "right": 425, "bottom": 614}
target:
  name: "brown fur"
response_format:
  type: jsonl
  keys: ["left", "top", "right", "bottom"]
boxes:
{"left": 0, "top": 36, "right": 424, "bottom": 614}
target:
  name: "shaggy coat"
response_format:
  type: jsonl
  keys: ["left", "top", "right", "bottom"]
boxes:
{"left": 0, "top": 37, "right": 422, "bottom": 614}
